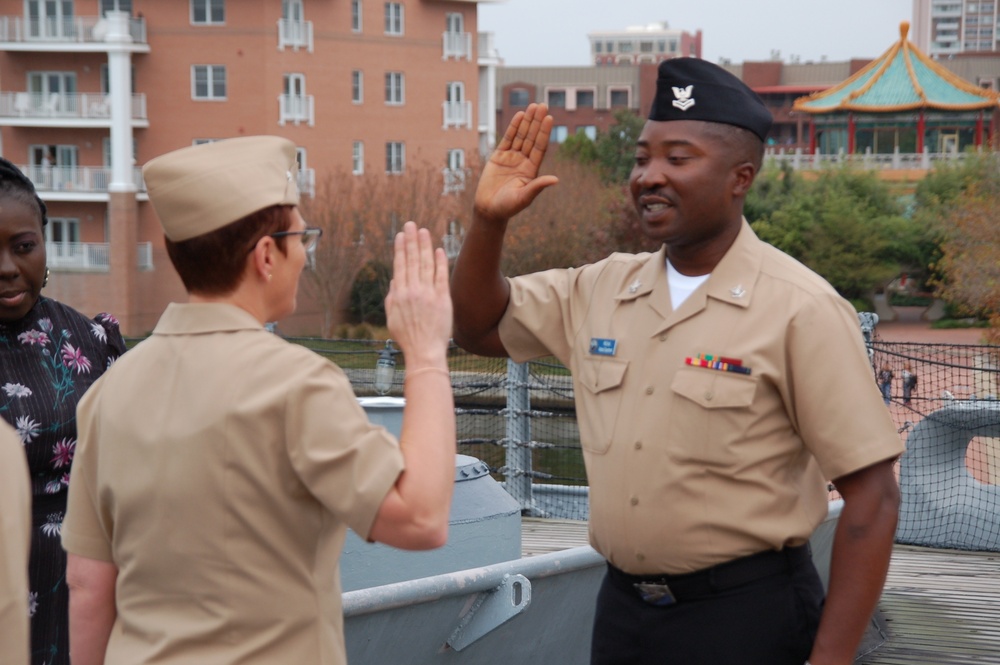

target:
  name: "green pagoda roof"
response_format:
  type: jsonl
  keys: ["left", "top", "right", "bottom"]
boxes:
{"left": 793, "top": 22, "right": 1000, "bottom": 114}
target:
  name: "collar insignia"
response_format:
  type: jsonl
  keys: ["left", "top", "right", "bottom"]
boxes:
{"left": 730, "top": 285, "right": 746, "bottom": 299}
{"left": 671, "top": 85, "right": 695, "bottom": 111}
{"left": 628, "top": 279, "right": 642, "bottom": 294}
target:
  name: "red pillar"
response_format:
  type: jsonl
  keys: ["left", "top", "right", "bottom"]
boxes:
{"left": 975, "top": 111, "right": 984, "bottom": 147}
{"left": 847, "top": 113, "right": 855, "bottom": 154}
{"left": 917, "top": 110, "right": 925, "bottom": 153}
{"left": 809, "top": 121, "right": 816, "bottom": 154}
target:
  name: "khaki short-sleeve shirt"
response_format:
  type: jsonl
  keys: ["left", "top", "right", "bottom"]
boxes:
{"left": 0, "top": 420, "right": 31, "bottom": 665}
{"left": 62, "top": 303, "right": 404, "bottom": 664}
{"left": 499, "top": 221, "right": 903, "bottom": 575}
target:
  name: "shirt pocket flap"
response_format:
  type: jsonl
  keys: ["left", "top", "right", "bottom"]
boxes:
{"left": 671, "top": 368, "right": 756, "bottom": 408}
{"left": 578, "top": 358, "right": 628, "bottom": 395}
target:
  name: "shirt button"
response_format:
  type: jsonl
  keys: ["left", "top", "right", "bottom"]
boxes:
{"left": 630, "top": 496, "right": 639, "bottom": 506}
{"left": 634, "top": 441, "right": 643, "bottom": 450}
{"left": 659, "top": 334, "right": 666, "bottom": 342}
{"left": 645, "top": 386, "right": 654, "bottom": 395}
{"left": 705, "top": 391, "right": 714, "bottom": 401}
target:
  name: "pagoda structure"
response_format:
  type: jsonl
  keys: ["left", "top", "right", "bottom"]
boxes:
{"left": 792, "top": 22, "right": 1000, "bottom": 155}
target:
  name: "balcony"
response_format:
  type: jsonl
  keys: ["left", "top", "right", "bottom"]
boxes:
{"left": 278, "top": 19, "right": 313, "bottom": 52}
{"left": 442, "top": 167, "right": 467, "bottom": 195}
{"left": 443, "top": 30, "right": 471, "bottom": 60}
{"left": 278, "top": 94, "right": 315, "bottom": 126}
{"left": 298, "top": 168, "right": 316, "bottom": 197}
{"left": 478, "top": 31, "right": 500, "bottom": 63}
{"left": 0, "top": 15, "right": 148, "bottom": 51}
{"left": 21, "top": 164, "right": 147, "bottom": 201}
{"left": 442, "top": 100, "right": 472, "bottom": 129}
{"left": 0, "top": 92, "right": 148, "bottom": 128}
{"left": 47, "top": 241, "right": 153, "bottom": 272}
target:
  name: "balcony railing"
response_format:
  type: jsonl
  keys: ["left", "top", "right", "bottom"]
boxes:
{"left": 764, "top": 148, "right": 977, "bottom": 171}
{"left": 278, "top": 94, "right": 314, "bottom": 126}
{"left": 478, "top": 31, "right": 499, "bottom": 61}
{"left": 0, "top": 92, "right": 147, "bottom": 122}
{"left": 0, "top": 15, "right": 146, "bottom": 45}
{"left": 21, "top": 165, "right": 146, "bottom": 194}
{"left": 442, "top": 167, "right": 467, "bottom": 195}
{"left": 47, "top": 241, "right": 153, "bottom": 271}
{"left": 298, "top": 168, "right": 316, "bottom": 197}
{"left": 278, "top": 19, "right": 313, "bottom": 52}
{"left": 443, "top": 30, "right": 471, "bottom": 60}
{"left": 442, "top": 100, "right": 472, "bottom": 129}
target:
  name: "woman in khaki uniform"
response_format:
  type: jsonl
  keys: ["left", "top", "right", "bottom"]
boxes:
{"left": 0, "top": 418, "right": 32, "bottom": 665}
{"left": 61, "top": 136, "right": 456, "bottom": 665}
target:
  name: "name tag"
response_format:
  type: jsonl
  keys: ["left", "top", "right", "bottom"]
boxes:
{"left": 589, "top": 338, "right": 618, "bottom": 357}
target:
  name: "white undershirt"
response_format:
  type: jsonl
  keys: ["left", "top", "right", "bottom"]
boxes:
{"left": 666, "top": 259, "right": 710, "bottom": 310}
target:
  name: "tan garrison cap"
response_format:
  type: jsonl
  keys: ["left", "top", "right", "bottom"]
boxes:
{"left": 143, "top": 136, "right": 300, "bottom": 241}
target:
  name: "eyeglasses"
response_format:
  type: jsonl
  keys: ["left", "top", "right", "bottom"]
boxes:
{"left": 269, "top": 226, "right": 323, "bottom": 254}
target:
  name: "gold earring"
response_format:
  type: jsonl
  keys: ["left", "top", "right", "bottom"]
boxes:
{"left": 267, "top": 273, "right": 273, "bottom": 281}
{"left": 42, "top": 267, "right": 50, "bottom": 288}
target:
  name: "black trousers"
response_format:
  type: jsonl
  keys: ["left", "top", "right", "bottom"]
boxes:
{"left": 590, "top": 548, "right": 824, "bottom": 665}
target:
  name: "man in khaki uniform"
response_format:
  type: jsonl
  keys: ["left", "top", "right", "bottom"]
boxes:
{"left": 451, "top": 59, "right": 902, "bottom": 665}
{"left": 62, "top": 137, "right": 455, "bottom": 664}
{"left": 0, "top": 419, "right": 31, "bottom": 665}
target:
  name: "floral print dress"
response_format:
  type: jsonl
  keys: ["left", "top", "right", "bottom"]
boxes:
{"left": 0, "top": 297, "right": 126, "bottom": 665}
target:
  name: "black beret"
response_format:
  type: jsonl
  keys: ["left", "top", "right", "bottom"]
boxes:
{"left": 649, "top": 58, "right": 772, "bottom": 141}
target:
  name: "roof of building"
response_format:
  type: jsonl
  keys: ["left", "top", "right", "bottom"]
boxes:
{"left": 792, "top": 22, "right": 1000, "bottom": 114}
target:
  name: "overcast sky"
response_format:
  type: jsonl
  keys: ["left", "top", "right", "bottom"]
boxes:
{"left": 478, "top": 0, "right": 915, "bottom": 66}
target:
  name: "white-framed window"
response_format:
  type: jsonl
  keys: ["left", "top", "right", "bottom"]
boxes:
{"left": 295, "top": 147, "right": 315, "bottom": 197}
{"left": 353, "top": 141, "right": 364, "bottom": 175}
{"left": 386, "top": 141, "right": 404, "bottom": 174}
{"left": 509, "top": 88, "right": 530, "bottom": 107}
{"left": 447, "top": 148, "right": 465, "bottom": 172}
{"left": 443, "top": 148, "right": 465, "bottom": 194}
{"left": 443, "top": 12, "right": 467, "bottom": 58}
{"left": 351, "top": 0, "right": 362, "bottom": 32}
{"left": 352, "top": 70, "right": 364, "bottom": 103}
{"left": 191, "top": 0, "right": 224, "bottom": 25}
{"left": 550, "top": 125, "right": 568, "bottom": 143}
{"left": 281, "top": 73, "right": 310, "bottom": 123}
{"left": 576, "top": 89, "right": 595, "bottom": 108}
{"left": 46, "top": 217, "right": 80, "bottom": 249}
{"left": 385, "top": 72, "right": 404, "bottom": 105}
{"left": 192, "top": 65, "right": 226, "bottom": 100}
{"left": 26, "top": 0, "right": 72, "bottom": 38}
{"left": 547, "top": 89, "right": 566, "bottom": 108}
{"left": 384, "top": 2, "right": 403, "bottom": 35}
{"left": 101, "top": 0, "right": 132, "bottom": 14}
{"left": 282, "top": 0, "right": 303, "bottom": 22}
{"left": 29, "top": 144, "right": 78, "bottom": 192}
{"left": 577, "top": 125, "right": 597, "bottom": 140}
{"left": 444, "top": 81, "right": 468, "bottom": 128}
{"left": 609, "top": 87, "right": 630, "bottom": 108}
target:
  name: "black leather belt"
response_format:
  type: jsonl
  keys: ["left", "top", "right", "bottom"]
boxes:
{"left": 606, "top": 544, "right": 812, "bottom": 607}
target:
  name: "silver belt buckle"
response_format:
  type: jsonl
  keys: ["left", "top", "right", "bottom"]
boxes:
{"left": 634, "top": 581, "right": 676, "bottom": 606}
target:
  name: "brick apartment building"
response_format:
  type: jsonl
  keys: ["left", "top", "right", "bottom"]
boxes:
{"left": 0, "top": 0, "right": 500, "bottom": 335}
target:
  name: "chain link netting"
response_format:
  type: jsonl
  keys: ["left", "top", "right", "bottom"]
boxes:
{"left": 154, "top": 332, "right": 999, "bottom": 549}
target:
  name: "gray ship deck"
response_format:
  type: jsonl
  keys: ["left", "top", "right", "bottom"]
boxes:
{"left": 521, "top": 518, "right": 1000, "bottom": 664}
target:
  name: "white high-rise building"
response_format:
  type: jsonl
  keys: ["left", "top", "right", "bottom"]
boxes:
{"left": 912, "top": 0, "right": 1000, "bottom": 56}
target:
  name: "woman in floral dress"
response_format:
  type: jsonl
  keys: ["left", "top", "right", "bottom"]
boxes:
{"left": 0, "top": 159, "right": 126, "bottom": 665}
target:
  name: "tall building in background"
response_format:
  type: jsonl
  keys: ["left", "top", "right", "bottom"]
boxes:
{"left": 587, "top": 22, "right": 701, "bottom": 66}
{"left": 912, "top": 0, "right": 999, "bottom": 56}
{"left": 0, "top": 0, "right": 500, "bottom": 335}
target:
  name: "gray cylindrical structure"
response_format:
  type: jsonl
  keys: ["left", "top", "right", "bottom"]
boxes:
{"left": 342, "top": 399, "right": 522, "bottom": 591}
